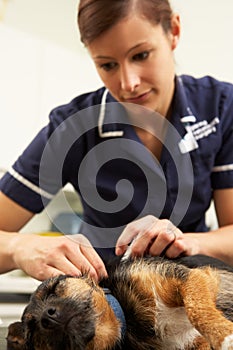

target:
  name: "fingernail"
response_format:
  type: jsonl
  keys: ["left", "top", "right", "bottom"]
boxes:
{"left": 115, "top": 248, "right": 120, "bottom": 255}
{"left": 115, "top": 247, "right": 122, "bottom": 256}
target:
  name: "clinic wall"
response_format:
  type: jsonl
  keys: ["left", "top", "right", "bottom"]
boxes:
{"left": 172, "top": 0, "right": 233, "bottom": 81}
{"left": 1, "top": 0, "right": 233, "bottom": 170}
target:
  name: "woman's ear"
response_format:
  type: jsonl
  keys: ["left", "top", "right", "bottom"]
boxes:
{"left": 170, "top": 13, "right": 181, "bottom": 50}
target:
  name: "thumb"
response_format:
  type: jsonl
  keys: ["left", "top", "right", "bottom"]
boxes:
{"left": 115, "top": 226, "right": 137, "bottom": 256}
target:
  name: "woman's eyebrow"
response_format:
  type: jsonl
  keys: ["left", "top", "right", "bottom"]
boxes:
{"left": 94, "top": 42, "right": 147, "bottom": 60}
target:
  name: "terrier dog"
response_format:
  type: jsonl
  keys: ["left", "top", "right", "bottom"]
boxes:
{"left": 6, "top": 255, "right": 233, "bottom": 350}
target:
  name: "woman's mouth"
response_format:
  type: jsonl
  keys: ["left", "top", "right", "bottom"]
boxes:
{"left": 124, "top": 90, "right": 151, "bottom": 104}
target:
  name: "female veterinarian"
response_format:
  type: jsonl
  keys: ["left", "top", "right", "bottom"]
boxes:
{"left": 0, "top": 0, "right": 233, "bottom": 282}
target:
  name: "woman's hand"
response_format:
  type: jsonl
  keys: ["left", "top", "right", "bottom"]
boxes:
{"left": 115, "top": 215, "right": 199, "bottom": 259}
{"left": 10, "top": 233, "right": 107, "bottom": 281}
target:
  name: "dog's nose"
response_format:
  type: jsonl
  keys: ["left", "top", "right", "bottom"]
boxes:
{"left": 41, "top": 307, "right": 61, "bottom": 329}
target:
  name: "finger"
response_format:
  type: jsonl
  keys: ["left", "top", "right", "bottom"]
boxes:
{"left": 79, "top": 244, "right": 108, "bottom": 279}
{"left": 32, "top": 265, "right": 74, "bottom": 282}
{"left": 115, "top": 227, "right": 139, "bottom": 256}
{"left": 165, "top": 237, "right": 186, "bottom": 259}
{"left": 130, "top": 220, "right": 180, "bottom": 257}
{"left": 127, "top": 217, "right": 165, "bottom": 256}
{"left": 40, "top": 235, "right": 104, "bottom": 281}
{"left": 64, "top": 235, "right": 107, "bottom": 280}
{"left": 46, "top": 253, "right": 84, "bottom": 276}
{"left": 118, "top": 224, "right": 158, "bottom": 257}
{"left": 116, "top": 215, "right": 158, "bottom": 255}
{"left": 47, "top": 250, "right": 100, "bottom": 281}
{"left": 66, "top": 250, "right": 99, "bottom": 280}
{"left": 149, "top": 230, "right": 177, "bottom": 256}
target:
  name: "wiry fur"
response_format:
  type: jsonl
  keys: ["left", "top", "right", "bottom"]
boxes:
{"left": 6, "top": 255, "right": 233, "bottom": 350}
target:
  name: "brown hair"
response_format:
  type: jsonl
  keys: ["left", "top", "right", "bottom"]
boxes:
{"left": 78, "top": 0, "right": 173, "bottom": 45}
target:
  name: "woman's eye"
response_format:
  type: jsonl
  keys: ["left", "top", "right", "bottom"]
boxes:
{"left": 133, "top": 51, "right": 149, "bottom": 61}
{"left": 100, "top": 62, "right": 117, "bottom": 71}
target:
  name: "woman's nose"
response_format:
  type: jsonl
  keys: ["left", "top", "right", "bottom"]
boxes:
{"left": 120, "top": 65, "right": 140, "bottom": 92}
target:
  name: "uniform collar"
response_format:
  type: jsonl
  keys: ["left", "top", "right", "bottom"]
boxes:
{"left": 97, "top": 79, "right": 199, "bottom": 154}
{"left": 97, "top": 88, "right": 165, "bottom": 179}
{"left": 98, "top": 89, "right": 125, "bottom": 138}
{"left": 98, "top": 78, "right": 193, "bottom": 139}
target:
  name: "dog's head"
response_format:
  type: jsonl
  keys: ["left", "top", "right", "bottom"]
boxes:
{"left": 7, "top": 275, "right": 122, "bottom": 350}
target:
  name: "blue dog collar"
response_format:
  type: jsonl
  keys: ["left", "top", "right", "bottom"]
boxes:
{"left": 103, "top": 288, "right": 126, "bottom": 338}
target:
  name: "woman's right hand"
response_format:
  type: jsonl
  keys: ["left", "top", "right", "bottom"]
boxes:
{"left": 9, "top": 233, "right": 107, "bottom": 281}
{"left": 0, "top": 192, "right": 107, "bottom": 281}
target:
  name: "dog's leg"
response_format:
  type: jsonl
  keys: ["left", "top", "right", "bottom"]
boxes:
{"left": 190, "top": 335, "right": 212, "bottom": 349}
{"left": 180, "top": 268, "right": 233, "bottom": 350}
{"left": 155, "top": 266, "right": 233, "bottom": 349}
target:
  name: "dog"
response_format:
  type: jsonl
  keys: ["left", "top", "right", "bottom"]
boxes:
{"left": 6, "top": 254, "right": 233, "bottom": 350}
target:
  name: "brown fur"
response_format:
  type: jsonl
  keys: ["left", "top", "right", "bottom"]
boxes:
{"left": 6, "top": 255, "right": 233, "bottom": 350}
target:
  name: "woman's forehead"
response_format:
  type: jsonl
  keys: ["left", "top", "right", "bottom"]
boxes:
{"left": 87, "top": 16, "right": 165, "bottom": 57}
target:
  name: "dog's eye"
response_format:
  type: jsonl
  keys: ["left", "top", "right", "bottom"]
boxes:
{"left": 47, "top": 292, "right": 57, "bottom": 300}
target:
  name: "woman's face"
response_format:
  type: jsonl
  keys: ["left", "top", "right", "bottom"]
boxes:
{"left": 88, "top": 14, "right": 180, "bottom": 117}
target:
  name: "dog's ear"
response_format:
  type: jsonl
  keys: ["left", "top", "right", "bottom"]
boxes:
{"left": 6, "top": 321, "right": 27, "bottom": 350}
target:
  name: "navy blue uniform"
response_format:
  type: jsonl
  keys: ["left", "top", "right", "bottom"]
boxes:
{"left": 1, "top": 75, "right": 233, "bottom": 257}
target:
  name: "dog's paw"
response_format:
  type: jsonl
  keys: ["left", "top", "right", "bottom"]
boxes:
{"left": 221, "top": 334, "right": 233, "bottom": 350}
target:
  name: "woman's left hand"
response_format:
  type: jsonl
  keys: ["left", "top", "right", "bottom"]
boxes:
{"left": 115, "top": 215, "right": 195, "bottom": 258}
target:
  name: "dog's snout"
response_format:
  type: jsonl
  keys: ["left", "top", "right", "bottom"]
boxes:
{"left": 41, "top": 307, "right": 61, "bottom": 329}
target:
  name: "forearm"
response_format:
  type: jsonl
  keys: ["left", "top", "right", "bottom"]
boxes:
{"left": 187, "top": 225, "right": 233, "bottom": 266}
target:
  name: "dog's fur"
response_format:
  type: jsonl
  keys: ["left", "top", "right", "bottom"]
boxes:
{"left": 6, "top": 255, "right": 233, "bottom": 350}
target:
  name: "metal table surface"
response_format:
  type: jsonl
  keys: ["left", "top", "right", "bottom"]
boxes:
{"left": 0, "top": 326, "right": 7, "bottom": 350}
{"left": 0, "top": 272, "right": 40, "bottom": 350}
{"left": 0, "top": 294, "right": 30, "bottom": 350}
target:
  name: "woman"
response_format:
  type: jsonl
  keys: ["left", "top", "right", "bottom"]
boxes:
{"left": 0, "top": 0, "right": 233, "bottom": 281}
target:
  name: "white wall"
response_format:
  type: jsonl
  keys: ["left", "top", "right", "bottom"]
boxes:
{"left": 172, "top": 0, "right": 233, "bottom": 82}
{"left": 0, "top": 24, "right": 102, "bottom": 169}
{"left": 1, "top": 0, "right": 233, "bottom": 170}
{"left": 0, "top": 0, "right": 102, "bottom": 170}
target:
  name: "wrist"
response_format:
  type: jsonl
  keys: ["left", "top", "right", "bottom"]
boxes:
{"left": 0, "top": 231, "right": 20, "bottom": 272}
{"left": 184, "top": 232, "right": 209, "bottom": 256}
{"left": 188, "top": 231, "right": 221, "bottom": 259}
{"left": 7, "top": 233, "right": 23, "bottom": 270}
